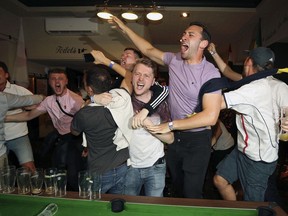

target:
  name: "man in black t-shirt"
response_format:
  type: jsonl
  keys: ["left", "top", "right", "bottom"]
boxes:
{"left": 71, "top": 66, "right": 132, "bottom": 194}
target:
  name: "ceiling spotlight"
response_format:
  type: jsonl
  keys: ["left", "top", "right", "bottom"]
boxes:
{"left": 146, "top": 11, "right": 163, "bottom": 21}
{"left": 97, "top": 9, "right": 113, "bottom": 19}
{"left": 121, "top": 10, "right": 139, "bottom": 20}
{"left": 146, "top": 1, "right": 163, "bottom": 21}
{"left": 181, "top": 12, "right": 190, "bottom": 18}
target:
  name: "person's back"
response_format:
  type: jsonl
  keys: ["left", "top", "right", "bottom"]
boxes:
{"left": 74, "top": 105, "right": 128, "bottom": 174}
{"left": 214, "top": 47, "right": 288, "bottom": 202}
{"left": 225, "top": 77, "right": 278, "bottom": 162}
{"left": 268, "top": 75, "right": 288, "bottom": 125}
{"left": 71, "top": 66, "right": 131, "bottom": 194}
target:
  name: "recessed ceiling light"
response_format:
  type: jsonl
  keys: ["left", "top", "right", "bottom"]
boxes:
{"left": 146, "top": 11, "right": 163, "bottom": 21}
{"left": 97, "top": 9, "right": 113, "bottom": 19}
{"left": 121, "top": 11, "right": 139, "bottom": 20}
{"left": 181, "top": 12, "right": 190, "bottom": 18}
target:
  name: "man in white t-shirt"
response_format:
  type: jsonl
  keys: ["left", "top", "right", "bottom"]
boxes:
{"left": 0, "top": 61, "right": 36, "bottom": 171}
{"left": 213, "top": 47, "right": 288, "bottom": 201}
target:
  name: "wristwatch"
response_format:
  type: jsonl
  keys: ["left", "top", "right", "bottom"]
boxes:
{"left": 168, "top": 121, "right": 174, "bottom": 131}
{"left": 109, "top": 61, "right": 115, "bottom": 68}
{"left": 210, "top": 50, "right": 216, "bottom": 56}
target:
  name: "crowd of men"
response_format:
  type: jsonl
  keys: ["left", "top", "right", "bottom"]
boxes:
{"left": 1, "top": 16, "right": 288, "bottom": 206}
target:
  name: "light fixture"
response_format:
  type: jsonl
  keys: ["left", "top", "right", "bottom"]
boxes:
{"left": 121, "top": 10, "right": 138, "bottom": 20}
{"left": 146, "top": 11, "right": 163, "bottom": 21}
{"left": 181, "top": 12, "right": 190, "bottom": 18}
{"left": 146, "top": 2, "right": 163, "bottom": 21}
{"left": 96, "top": 0, "right": 163, "bottom": 22}
{"left": 97, "top": 0, "right": 113, "bottom": 20}
{"left": 97, "top": 9, "right": 113, "bottom": 19}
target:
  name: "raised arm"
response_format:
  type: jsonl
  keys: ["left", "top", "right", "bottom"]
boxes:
{"left": 109, "top": 16, "right": 165, "bottom": 66}
{"left": 91, "top": 50, "right": 128, "bottom": 78}
{"left": 90, "top": 50, "right": 169, "bottom": 116}
{"left": 208, "top": 43, "right": 242, "bottom": 81}
{"left": 90, "top": 50, "right": 133, "bottom": 94}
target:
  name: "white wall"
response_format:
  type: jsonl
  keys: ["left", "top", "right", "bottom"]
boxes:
{"left": 22, "top": 17, "right": 151, "bottom": 74}
{"left": 0, "top": 7, "right": 18, "bottom": 73}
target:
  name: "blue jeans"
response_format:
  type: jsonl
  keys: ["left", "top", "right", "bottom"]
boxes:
{"left": 124, "top": 162, "right": 166, "bottom": 197}
{"left": 100, "top": 163, "right": 128, "bottom": 194}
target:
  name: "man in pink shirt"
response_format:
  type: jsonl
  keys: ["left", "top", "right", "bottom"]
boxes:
{"left": 6, "top": 68, "right": 84, "bottom": 190}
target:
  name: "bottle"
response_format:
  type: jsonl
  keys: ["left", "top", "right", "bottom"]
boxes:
{"left": 37, "top": 203, "right": 58, "bottom": 216}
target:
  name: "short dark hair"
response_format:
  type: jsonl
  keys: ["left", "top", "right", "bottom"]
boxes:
{"left": 124, "top": 47, "right": 143, "bottom": 59}
{"left": 189, "top": 21, "right": 211, "bottom": 43}
{"left": 0, "top": 61, "right": 8, "bottom": 73}
{"left": 84, "top": 66, "right": 112, "bottom": 94}
{"left": 135, "top": 58, "right": 158, "bottom": 78}
{"left": 48, "top": 68, "right": 67, "bottom": 77}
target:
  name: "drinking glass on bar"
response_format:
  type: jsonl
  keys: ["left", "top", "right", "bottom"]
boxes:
{"left": 16, "top": 167, "right": 31, "bottom": 195}
{"left": 30, "top": 168, "right": 44, "bottom": 195}
{"left": 44, "top": 168, "right": 57, "bottom": 195}
{"left": 1, "top": 165, "right": 16, "bottom": 194}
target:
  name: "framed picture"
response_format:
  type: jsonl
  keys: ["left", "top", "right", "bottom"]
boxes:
{"left": 28, "top": 75, "right": 36, "bottom": 94}
{"left": 36, "top": 77, "right": 48, "bottom": 95}
{"left": 28, "top": 74, "right": 48, "bottom": 95}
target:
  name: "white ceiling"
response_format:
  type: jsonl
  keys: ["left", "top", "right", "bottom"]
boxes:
{"left": 0, "top": 0, "right": 266, "bottom": 71}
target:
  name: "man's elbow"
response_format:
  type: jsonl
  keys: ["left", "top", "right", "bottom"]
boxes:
{"left": 166, "top": 136, "right": 174, "bottom": 144}
{"left": 208, "top": 112, "right": 220, "bottom": 126}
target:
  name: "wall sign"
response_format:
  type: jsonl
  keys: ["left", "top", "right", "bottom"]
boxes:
{"left": 55, "top": 46, "right": 87, "bottom": 54}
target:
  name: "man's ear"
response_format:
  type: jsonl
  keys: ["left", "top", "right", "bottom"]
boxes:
{"left": 200, "top": 40, "right": 209, "bottom": 49}
{"left": 152, "top": 78, "right": 155, "bottom": 86}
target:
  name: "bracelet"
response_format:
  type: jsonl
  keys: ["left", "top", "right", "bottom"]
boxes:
{"left": 210, "top": 51, "right": 217, "bottom": 56}
{"left": 109, "top": 61, "right": 115, "bottom": 69}
{"left": 90, "top": 95, "right": 95, "bottom": 103}
{"left": 168, "top": 121, "right": 174, "bottom": 131}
